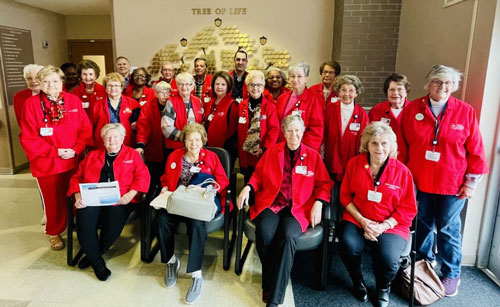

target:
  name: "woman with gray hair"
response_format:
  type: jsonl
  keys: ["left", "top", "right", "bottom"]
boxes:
{"left": 237, "top": 115, "right": 332, "bottom": 307}
{"left": 339, "top": 121, "right": 417, "bottom": 307}
{"left": 68, "top": 123, "right": 150, "bottom": 281}
{"left": 399, "top": 65, "right": 488, "bottom": 296}
{"left": 13, "top": 64, "right": 44, "bottom": 124}
{"left": 275, "top": 62, "right": 324, "bottom": 152}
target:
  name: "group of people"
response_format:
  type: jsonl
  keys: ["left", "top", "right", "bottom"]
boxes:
{"left": 13, "top": 49, "right": 488, "bottom": 307}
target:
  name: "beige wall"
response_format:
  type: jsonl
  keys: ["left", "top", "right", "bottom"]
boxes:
{"left": 111, "top": 0, "right": 334, "bottom": 85}
{"left": 397, "top": 0, "right": 499, "bottom": 265}
{"left": 65, "top": 15, "right": 112, "bottom": 40}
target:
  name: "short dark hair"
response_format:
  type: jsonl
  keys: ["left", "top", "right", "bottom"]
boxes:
{"left": 211, "top": 71, "right": 233, "bottom": 96}
{"left": 194, "top": 58, "right": 207, "bottom": 65}
{"left": 319, "top": 61, "right": 341, "bottom": 76}
{"left": 234, "top": 49, "right": 248, "bottom": 60}
{"left": 383, "top": 73, "right": 411, "bottom": 96}
{"left": 60, "top": 62, "right": 76, "bottom": 72}
{"left": 77, "top": 59, "right": 101, "bottom": 78}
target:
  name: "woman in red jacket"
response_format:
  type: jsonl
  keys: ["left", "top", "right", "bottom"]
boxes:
{"left": 399, "top": 65, "right": 488, "bottom": 296}
{"left": 264, "top": 66, "right": 289, "bottom": 103}
{"left": 339, "top": 121, "right": 417, "bottom": 307}
{"left": 276, "top": 62, "right": 324, "bottom": 152}
{"left": 156, "top": 123, "right": 228, "bottom": 304}
{"left": 203, "top": 71, "right": 238, "bottom": 164}
{"left": 13, "top": 64, "right": 43, "bottom": 125}
{"left": 124, "top": 67, "right": 155, "bottom": 107}
{"left": 69, "top": 123, "right": 150, "bottom": 281}
{"left": 237, "top": 115, "right": 333, "bottom": 307}
{"left": 309, "top": 60, "right": 341, "bottom": 106}
{"left": 71, "top": 59, "right": 106, "bottom": 121}
{"left": 238, "top": 70, "right": 280, "bottom": 182}
{"left": 20, "top": 65, "right": 92, "bottom": 250}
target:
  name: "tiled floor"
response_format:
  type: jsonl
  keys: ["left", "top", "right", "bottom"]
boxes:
{"left": 0, "top": 170, "right": 295, "bottom": 307}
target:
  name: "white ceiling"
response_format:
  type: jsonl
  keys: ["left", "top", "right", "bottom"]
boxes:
{"left": 15, "top": 0, "right": 110, "bottom": 15}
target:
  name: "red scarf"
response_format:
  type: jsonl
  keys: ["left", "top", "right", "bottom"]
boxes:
{"left": 41, "top": 92, "right": 65, "bottom": 123}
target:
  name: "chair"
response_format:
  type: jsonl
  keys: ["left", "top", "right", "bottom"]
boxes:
{"left": 140, "top": 146, "right": 237, "bottom": 271}
{"left": 399, "top": 221, "right": 417, "bottom": 307}
{"left": 234, "top": 200, "right": 331, "bottom": 290}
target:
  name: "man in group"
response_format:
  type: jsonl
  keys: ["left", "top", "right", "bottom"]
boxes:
{"left": 115, "top": 56, "right": 132, "bottom": 88}
{"left": 193, "top": 58, "right": 212, "bottom": 104}
{"left": 230, "top": 49, "right": 248, "bottom": 102}
{"left": 155, "top": 62, "right": 177, "bottom": 96}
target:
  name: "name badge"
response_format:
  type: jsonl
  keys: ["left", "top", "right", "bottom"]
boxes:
{"left": 207, "top": 114, "right": 214, "bottom": 121}
{"left": 292, "top": 110, "right": 302, "bottom": 116}
{"left": 236, "top": 98, "right": 243, "bottom": 103}
{"left": 40, "top": 127, "right": 53, "bottom": 136}
{"left": 367, "top": 190, "right": 382, "bottom": 203}
{"left": 349, "top": 123, "right": 361, "bottom": 131}
{"left": 295, "top": 165, "right": 307, "bottom": 175}
{"left": 140, "top": 101, "right": 147, "bottom": 106}
{"left": 82, "top": 102, "right": 89, "bottom": 109}
{"left": 238, "top": 116, "right": 247, "bottom": 124}
{"left": 381, "top": 117, "right": 391, "bottom": 125}
{"left": 189, "top": 166, "right": 201, "bottom": 173}
{"left": 330, "top": 97, "right": 339, "bottom": 103}
{"left": 204, "top": 97, "right": 211, "bottom": 103}
{"left": 425, "top": 150, "right": 441, "bottom": 162}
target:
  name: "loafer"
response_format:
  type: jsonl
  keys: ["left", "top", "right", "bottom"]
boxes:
{"left": 441, "top": 277, "right": 461, "bottom": 297}
{"left": 376, "top": 286, "right": 390, "bottom": 307}
{"left": 185, "top": 277, "right": 203, "bottom": 304}
{"left": 78, "top": 256, "right": 90, "bottom": 269}
{"left": 91, "top": 258, "right": 111, "bottom": 281}
{"left": 164, "top": 257, "right": 180, "bottom": 288}
{"left": 352, "top": 279, "right": 368, "bottom": 302}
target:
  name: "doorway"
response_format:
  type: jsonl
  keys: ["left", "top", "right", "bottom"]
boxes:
{"left": 67, "top": 40, "right": 114, "bottom": 79}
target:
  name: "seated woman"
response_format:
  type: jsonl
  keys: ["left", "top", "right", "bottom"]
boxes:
{"left": 68, "top": 123, "right": 150, "bottom": 281}
{"left": 237, "top": 115, "right": 332, "bottom": 307}
{"left": 156, "top": 123, "right": 229, "bottom": 304}
{"left": 339, "top": 121, "right": 417, "bottom": 307}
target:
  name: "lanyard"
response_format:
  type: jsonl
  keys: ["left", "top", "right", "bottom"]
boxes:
{"left": 39, "top": 94, "right": 50, "bottom": 123}
{"left": 368, "top": 154, "right": 389, "bottom": 189}
{"left": 428, "top": 100, "right": 448, "bottom": 146}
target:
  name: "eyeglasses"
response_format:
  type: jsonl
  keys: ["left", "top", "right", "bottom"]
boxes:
{"left": 430, "top": 80, "right": 454, "bottom": 87}
{"left": 177, "top": 83, "right": 193, "bottom": 87}
{"left": 249, "top": 83, "right": 264, "bottom": 88}
{"left": 106, "top": 84, "right": 122, "bottom": 89}
{"left": 321, "top": 71, "right": 336, "bottom": 75}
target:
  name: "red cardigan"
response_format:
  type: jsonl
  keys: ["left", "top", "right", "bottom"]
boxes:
{"left": 70, "top": 82, "right": 106, "bottom": 121}
{"left": 248, "top": 142, "right": 333, "bottom": 232}
{"left": 136, "top": 98, "right": 166, "bottom": 162}
{"left": 368, "top": 99, "right": 407, "bottom": 146}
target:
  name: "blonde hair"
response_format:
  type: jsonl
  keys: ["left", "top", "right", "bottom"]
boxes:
{"left": 103, "top": 72, "right": 125, "bottom": 89}
{"left": 179, "top": 123, "right": 207, "bottom": 145}
{"left": 154, "top": 81, "right": 171, "bottom": 92}
{"left": 36, "top": 65, "right": 64, "bottom": 82}
{"left": 100, "top": 123, "right": 126, "bottom": 139}
{"left": 359, "top": 121, "right": 397, "bottom": 158}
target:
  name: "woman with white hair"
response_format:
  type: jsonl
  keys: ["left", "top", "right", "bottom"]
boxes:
{"left": 161, "top": 72, "right": 204, "bottom": 157}
{"left": 13, "top": 64, "right": 43, "bottom": 124}
{"left": 339, "top": 121, "right": 416, "bottom": 307}
{"left": 399, "top": 65, "right": 488, "bottom": 297}
{"left": 276, "top": 62, "right": 324, "bottom": 152}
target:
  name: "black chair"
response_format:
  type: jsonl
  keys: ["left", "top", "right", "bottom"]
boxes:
{"left": 399, "top": 220, "right": 417, "bottom": 307}
{"left": 140, "top": 146, "right": 237, "bottom": 271}
{"left": 234, "top": 200, "right": 331, "bottom": 290}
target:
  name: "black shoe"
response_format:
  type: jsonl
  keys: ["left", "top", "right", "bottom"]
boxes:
{"left": 92, "top": 258, "right": 111, "bottom": 281}
{"left": 266, "top": 303, "right": 278, "bottom": 307}
{"left": 78, "top": 256, "right": 90, "bottom": 269}
{"left": 376, "top": 287, "right": 390, "bottom": 307}
{"left": 352, "top": 279, "right": 368, "bottom": 302}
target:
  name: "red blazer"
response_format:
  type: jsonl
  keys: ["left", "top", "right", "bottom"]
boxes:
{"left": 399, "top": 96, "right": 488, "bottom": 195}
{"left": 154, "top": 78, "right": 178, "bottom": 97}
{"left": 229, "top": 70, "right": 248, "bottom": 100}
{"left": 160, "top": 147, "right": 230, "bottom": 212}
{"left": 340, "top": 154, "right": 417, "bottom": 240}
{"left": 13, "top": 88, "right": 34, "bottom": 125}
{"left": 92, "top": 95, "right": 137, "bottom": 149}
{"left": 263, "top": 87, "right": 291, "bottom": 103}
{"left": 248, "top": 142, "right": 333, "bottom": 232}
{"left": 136, "top": 98, "right": 166, "bottom": 162}
{"left": 71, "top": 82, "right": 106, "bottom": 121}
{"left": 276, "top": 88, "right": 324, "bottom": 152}
{"left": 368, "top": 100, "right": 407, "bottom": 144}
{"left": 124, "top": 84, "right": 156, "bottom": 107}
{"left": 237, "top": 95, "right": 280, "bottom": 168}
{"left": 164, "top": 94, "right": 204, "bottom": 149}
{"left": 309, "top": 83, "right": 339, "bottom": 107}
{"left": 203, "top": 95, "right": 238, "bottom": 148}
{"left": 193, "top": 74, "right": 213, "bottom": 104}
{"left": 324, "top": 101, "right": 369, "bottom": 180}
{"left": 19, "top": 92, "right": 92, "bottom": 177}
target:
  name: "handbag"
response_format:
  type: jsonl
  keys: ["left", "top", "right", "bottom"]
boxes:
{"left": 166, "top": 178, "right": 220, "bottom": 222}
{"left": 400, "top": 260, "right": 446, "bottom": 305}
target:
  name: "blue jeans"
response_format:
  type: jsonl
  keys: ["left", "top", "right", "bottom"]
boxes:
{"left": 416, "top": 190, "right": 466, "bottom": 278}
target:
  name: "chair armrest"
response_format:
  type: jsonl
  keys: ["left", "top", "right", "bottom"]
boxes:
{"left": 321, "top": 199, "right": 331, "bottom": 221}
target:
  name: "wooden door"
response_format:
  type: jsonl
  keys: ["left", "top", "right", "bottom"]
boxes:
{"left": 68, "top": 40, "right": 114, "bottom": 78}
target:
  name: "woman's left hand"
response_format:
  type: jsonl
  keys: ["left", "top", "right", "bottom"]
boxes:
{"left": 365, "top": 222, "right": 387, "bottom": 238}
{"left": 118, "top": 190, "right": 138, "bottom": 205}
{"left": 310, "top": 200, "right": 323, "bottom": 228}
{"left": 456, "top": 185, "right": 475, "bottom": 200}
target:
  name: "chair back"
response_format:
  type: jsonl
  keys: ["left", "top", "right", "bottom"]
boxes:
{"left": 205, "top": 146, "right": 231, "bottom": 179}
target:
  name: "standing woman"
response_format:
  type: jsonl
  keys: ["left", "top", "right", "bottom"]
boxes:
{"left": 161, "top": 72, "right": 204, "bottom": 157}
{"left": 203, "top": 71, "right": 238, "bottom": 164}
{"left": 71, "top": 59, "right": 106, "bottom": 121}
{"left": 19, "top": 65, "right": 92, "bottom": 250}
{"left": 92, "top": 73, "right": 138, "bottom": 149}
{"left": 124, "top": 67, "right": 155, "bottom": 107}
{"left": 309, "top": 60, "right": 341, "bottom": 106}
{"left": 60, "top": 63, "right": 79, "bottom": 93}
{"left": 264, "top": 66, "right": 289, "bottom": 103}
{"left": 238, "top": 70, "right": 280, "bottom": 182}
{"left": 399, "top": 65, "right": 488, "bottom": 296}
{"left": 276, "top": 62, "right": 324, "bottom": 152}
{"left": 13, "top": 64, "right": 43, "bottom": 125}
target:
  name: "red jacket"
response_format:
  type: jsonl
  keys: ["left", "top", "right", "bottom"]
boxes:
{"left": 68, "top": 146, "right": 150, "bottom": 198}
{"left": 237, "top": 95, "right": 280, "bottom": 168}
{"left": 193, "top": 74, "right": 213, "bottom": 104}
{"left": 399, "top": 96, "right": 488, "bottom": 195}
{"left": 368, "top": 100, "right": 407, "bottom": 144}
{"left": 13, "top": 88, "right": 34, "bottom": 125}
{"left": 160, "top": 147, "right": 230, "bottom": 212}
{"left": 164, "top": 94, "right": 204, "bottom": 149}
{"left": 263, "top": 87, "right": 291, "bottom": 103}
{"left": 136, "top": 98, "right": 166, "bottom": 162}
{"left": 248, "top": 142, "right": 333, "bottom": 232}
{"left": 340, "top": 154, "right": 417, "bottom": 240}
{"left": 324, "top": 101, "right": 369, "bottom": 179}
{"left": 229, "top": 70, "right": 248, "bottom": 100}
{"left": 154, "top": 78, "right": 178, "bottom": 97}
{"left": 309, "top": 83, "right": 339, "bottom": 107}
{"left": 92, "top": 95, "right": 138, "bottom": 149}
{"left": 276, "top": 88, "right": 324, "bottom": 152}
{"left": 203, "top": 95, "right": 238, "bottom": 148}
{"left": 71, "top": 82, "right": 106, "bottom": 121}
{"left": 124, "top": 84, "right": 156, "bottom": 107}
{"left": 19, "top": 92, "right": 92, "bottom": 177}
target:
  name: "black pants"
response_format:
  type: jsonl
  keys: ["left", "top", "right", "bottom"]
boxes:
{"left": 255, "top": 208, "right": 302, "bottom": 304}
{"left": 339, "top": 221, "right": 406, "bottom": 289}
{"left": 155, "top": 209, "right": 207, "bottom": 273}
{"left": 146, "top": 159, "right": 167, "bottom": 196}
{"left": 76, "top": 204, "right": 132, "bottom": 265}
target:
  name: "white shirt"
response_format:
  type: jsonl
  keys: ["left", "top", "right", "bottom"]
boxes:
{"left": 341, "top": 102, "right": 355, "bottom": 135}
